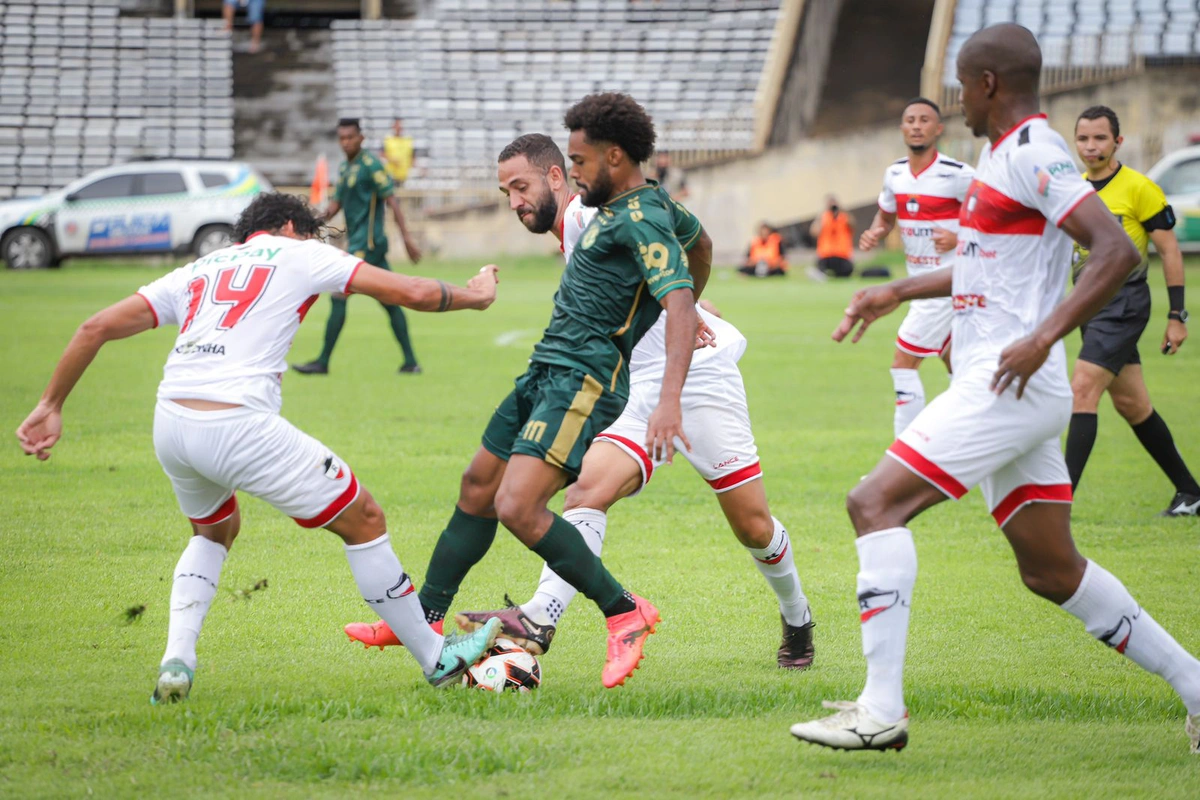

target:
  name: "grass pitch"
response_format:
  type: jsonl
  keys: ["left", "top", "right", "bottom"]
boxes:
{"left": 2, "top": 255, "right": 1199, "bottom": 798}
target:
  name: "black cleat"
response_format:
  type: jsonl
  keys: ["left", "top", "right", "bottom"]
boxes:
{"left": 1160, "top": 492, "right": 1200, "bottom": 517}
{"left": 778, "top": 615, "right": 815, "bottom": 670}
{"left": 398, "top": 364, "right": 423, "bottom": 375}
{"left": 291, "top": 360, "right": 329, "bottom": 375}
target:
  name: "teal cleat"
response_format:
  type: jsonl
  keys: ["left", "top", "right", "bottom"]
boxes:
{"left": 150, "top": 658, "right": 194, "bottom": 705}
{"left": 426, "top": 617, "right": 501, "bottom": 688}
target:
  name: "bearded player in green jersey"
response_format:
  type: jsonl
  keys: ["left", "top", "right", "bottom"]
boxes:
{"left": 293, "top": 118, "right": 424, "bottom": 376}
{"left": 411, "top": 94, "right": 698, "bottom": 688}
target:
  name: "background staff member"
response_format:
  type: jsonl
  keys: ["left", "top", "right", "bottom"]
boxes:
{"left": 1065, "top": 105, "right": 1199, "bottom": 516}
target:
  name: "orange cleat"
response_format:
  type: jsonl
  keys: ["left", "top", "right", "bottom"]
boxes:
{"left": 601, "top": 594, "right": 660, "bottom": 688}
{"left": 344, "top": 618, "right": 443, "bottom": 649}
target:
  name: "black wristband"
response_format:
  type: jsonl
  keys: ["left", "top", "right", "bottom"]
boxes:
{"left": 1167, "top": 285, "right": 1185, "bottom": 314}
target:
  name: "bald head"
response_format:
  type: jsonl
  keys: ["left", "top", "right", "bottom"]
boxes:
{"left": 958, "top": 24, "right": 1042, "bottom": 94}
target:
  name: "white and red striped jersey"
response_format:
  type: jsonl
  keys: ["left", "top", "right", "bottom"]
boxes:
{"left": 952, "top": 114, "right": 1094, "bottom": 395}
{"left": 137, "top": 232, "right": 363, "bottom": 413}
{"left": 878, "top": 151, "right": 974, "bottom": 275}
{"left": 561, "top": 195, "right": 745, "bottom": 382}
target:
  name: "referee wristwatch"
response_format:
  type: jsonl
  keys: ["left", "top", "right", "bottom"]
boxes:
{"left": 1169, "top": 310, "right": 1188, "bottom": 323}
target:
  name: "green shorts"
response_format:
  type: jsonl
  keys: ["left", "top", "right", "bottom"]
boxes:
{"left": 481, "top": 363, "right": 626, "bottom": 479}
{"left": 352, "top": 248, "right": 390, "bottom": 269}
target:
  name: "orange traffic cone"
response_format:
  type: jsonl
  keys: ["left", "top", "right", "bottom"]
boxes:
{"left": 309, "top": 154, "right": 329, "bottom": 206}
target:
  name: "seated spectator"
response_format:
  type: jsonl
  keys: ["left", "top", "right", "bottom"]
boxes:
{"left": 738, "top": 223, "right": 788, "bottom": 277}
{"left": 223, "top": 0, "right": 265, "bottom": 54}
{"left": 808, "top": 195, "right": 855, "bottom": 279}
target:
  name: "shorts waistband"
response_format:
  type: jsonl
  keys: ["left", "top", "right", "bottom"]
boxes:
{"left": 155, "top": 399, "right": 263, "bottom": 422}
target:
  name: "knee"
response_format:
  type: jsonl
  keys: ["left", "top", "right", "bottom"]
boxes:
{"left": 359, "top": 496, "right": 387, "bottom": 538}
{"left": 1111, "top": 393, "right": 1151, "bottom": 425}
{"left": 493, "top": 487, "right": 533, "bottom": 535}
{"left": 458, "top": 464, "right": 498, "bottom": 516}
{"left": 727, "top": 505, "right": 774, "bottom": 548}
{"left": 1070, "top": 373, "right": 1104, "bottom": 413}
{"left": 1018, "top": 562, "right": 1084, "bottom": 604}
{"left": 847, "top": 483, "right": 893, "bottom": 533}
{"left": 564, "top": 477, "right": 615, "bottom": 513}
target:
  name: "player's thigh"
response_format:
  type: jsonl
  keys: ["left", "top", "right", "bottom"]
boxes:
{"left": 678, "top": 370, "right": 762, "bottom": 493}
{"left": 895, "top": 297, "right": 952, "bottom": 360}
{"left": 566, "top": 441, "right": 645, "bottom": 511}
{"left": 980, "top": 436, "right": 1073, "bottom": 529}
{"left": 153, "top": 402, "right": 239, "bottom": 525}
{"left": 588, "top": 381, "right": 657, "bottom": 498}
{"left": 324, "top": 485, "right": 387, "bottom": 546}
{"left": 998, "top": 499, "right": 1085, "bottom": 603}
{"left": 1107, "top": 363, "right": 1153, "bottom": 424}
{"left": 494, "top": 454, "right": 570, "bottom": 544}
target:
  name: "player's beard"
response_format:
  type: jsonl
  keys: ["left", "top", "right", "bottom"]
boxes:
{"left": 579, "top": 166, "right": 614, "bottom": 208}
{"left": 520, "top": 185, "right": 558, "bottom": 234}
{"left": 908, "top": 142, "right": 930, "bottom": 154}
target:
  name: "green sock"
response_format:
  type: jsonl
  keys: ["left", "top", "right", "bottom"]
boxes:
{"left": 418, "top": 507, "right": 498, "bottom": 617}
{"left": 316, "top": 295, "right": 348, "bottom": 366}
{"left": 532, "top": 514, "right": 630, "bottom": 616}
{"left": 384, "top": 303, "right": 418, "bottom": 368}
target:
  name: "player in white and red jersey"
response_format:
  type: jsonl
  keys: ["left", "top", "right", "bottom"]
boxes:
{"left": 15, "top": 192, "right": 504, "bottom": 702}
{"left": 860, "top": 98, "right": 975, "bottom": 438}
{"left": 345, "top": 133, "right": 816, "bottom": 669}
{"left": 791, "top": 24, "right": 1200, "bottom": 754}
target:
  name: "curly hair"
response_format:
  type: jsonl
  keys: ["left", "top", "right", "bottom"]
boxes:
{"left": 498, "top": 133, "right": 566, "bottom": 173}
{"left": 563, "top": 93, "right": 656, "bottom": 164}
{"left": 234, "top": 192, "right": 324, "bottom": 243}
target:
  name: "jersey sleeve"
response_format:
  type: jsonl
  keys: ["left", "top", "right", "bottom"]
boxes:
{"left": 1134, "top": 177, "right": 1174, "bottom": 230}
{"left": 561, "top": 199, "right": 594, "bottom": 263}
{"left": 668, "top": 197, "right": 704, "bottom": 249}
{"left": 622, "top": 202, "right": 693, "bottom": 302}
{"left": 367, "top": 155, "right": 395, "bottom": 198}
{"left": 306, "top": 240, "right": 366, "bottom": 294}
{"left": 877, "top": 170, "right": 897, "bottom": 214}
{"left": 1009, "top": 143, "right": 1094, "bottom": 227}
{"left": 136, "top": 265, "right": 191, "bottom": 328}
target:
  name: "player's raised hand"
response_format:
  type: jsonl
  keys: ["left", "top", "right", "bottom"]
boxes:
{"left": 991, "top": 334, "right": 1051, "bottom": 399}
{"left": 16, "top": 402, "right": 62, "bottom": 461}
{"left": 1162, "top": 318, "right": 1187, "bottom": 356}
{"left": 931, "top": 227, "right": 957, "bottom": 254}
{"left": 859, "top": 225, "right": 887, "bottom": 252}
{"left": 694, "top": 313, "right": 716, "bottom": 350}
{"left": 645, "top": 399, "right": 690, "bottom": 465}
{"left": 467, "top": 265, "right": 500, "bottom": 307}
{"left": 832, "top": 285, "right": 901, "bottom": 344}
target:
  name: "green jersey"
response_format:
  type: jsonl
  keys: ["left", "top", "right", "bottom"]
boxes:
{"left": 334, "top": 149, "right": 393, "bottom": 262}
{"left": 530, "top": 182, "right": 696, "bottom": 398}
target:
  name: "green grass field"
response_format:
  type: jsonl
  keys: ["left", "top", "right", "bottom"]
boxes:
{"left": 3, "top": 255, "right": 1200, "bottom": 798}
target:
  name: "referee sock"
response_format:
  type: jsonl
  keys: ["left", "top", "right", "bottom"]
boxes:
{"left": 523, "top": 508, "right": 607, "bottom": 626}
{"left": 316, "top": 295, "right": 348, "bottom": 366}
{"left": 531, "top": 514, "right": 630, "bottom": 617}
{"left": 890, "top": 369, "right": 925, "bottom": 440}
{"left": 1062, "top": 560, "right": 1200, "bottom": 715}
{"left": 1131, "top": 410, "right": 1200, "bottom": 495}
{"left": 418, "top": 507, "right": 498, "bottom": 622}
{"left": 1065, "top": 412, "right": 1098, "bottom": 490}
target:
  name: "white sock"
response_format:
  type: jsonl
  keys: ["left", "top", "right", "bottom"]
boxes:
{"left": 891, "top": 368, "right": 925, "bottom": 440}
{"left": 162, "top": 536, "right": 228, "bottom": 671}
{"left": 746, "top": 517, "right": 811, "bottom": 626}
{"left": 344, "top": 534, "right": 442, "bottom": 675}
{"left": 854, "top": 527, "right": 917, "bottom": 724}
{"left": 1061, "top": 560, "right": 1200, "bottom": 715}
{"left": 522, "top": 508, "right": 606, "bottom": 626}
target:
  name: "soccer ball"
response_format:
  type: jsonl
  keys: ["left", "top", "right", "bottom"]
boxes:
{"left": 462, "top": 638, "right": 542, "bottom": 692}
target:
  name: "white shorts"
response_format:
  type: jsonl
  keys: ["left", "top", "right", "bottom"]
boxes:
{"left": 886, "top": 368, "right": 1073, "bottom": 527}
{"left": 896, "top": 297, "right": 953, "bottom": 357}
{"left": 596, "top": 358, "right": 761, "bottom": 494}
{"left": 152, "top": 400, "right": 360, "bottom": 528}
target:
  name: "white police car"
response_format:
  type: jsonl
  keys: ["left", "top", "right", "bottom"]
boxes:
{"left": 1147, "top": 144, "right": 1200, "bottom": 253}
{"left": 0, "top": 160, "right": 272, "bottom": 269}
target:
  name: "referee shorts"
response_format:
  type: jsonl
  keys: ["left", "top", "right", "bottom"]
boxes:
{"left": 1078, "top": 279, "right": 1151, "bottom": 375}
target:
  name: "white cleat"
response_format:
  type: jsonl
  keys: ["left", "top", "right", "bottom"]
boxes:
{"left": 790, "top": 700, "right": 908, "bottom": 751}
{"left": 1187, "top": 714, "right": 1199, "bottom": 754}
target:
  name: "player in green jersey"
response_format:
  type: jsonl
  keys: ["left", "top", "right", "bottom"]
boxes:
{"left": 415, "top": 94, "right": 699, "bottom": 688}
{"left": 293, "top": 118, "right": 424, "bottom": 376}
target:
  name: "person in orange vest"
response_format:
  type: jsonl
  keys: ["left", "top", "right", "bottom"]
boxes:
{"left": 808, "top": 195, "right": 855, "bottom": 279}
{"left": 738, "top": 223, "right": 789, "bottom": 277}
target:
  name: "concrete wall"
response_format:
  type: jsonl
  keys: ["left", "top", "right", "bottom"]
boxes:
{"left": 407, "top": 68, "right": 1200, "bottom": 264}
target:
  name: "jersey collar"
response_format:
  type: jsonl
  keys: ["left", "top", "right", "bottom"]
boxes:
{"left": 993, "top": 113, "right": 1048, "bottom": 149}
{"left": 604, "top": 182, "right": 653, "bottom": 207}
{"left": 909, "top": 150, "right": 939, "bottom": 179}
{"left": 1086, "top": 162, "right": 1122, "bottom": 192}
{"left": 244, "top": 231, "right": 272, "bottom": 243}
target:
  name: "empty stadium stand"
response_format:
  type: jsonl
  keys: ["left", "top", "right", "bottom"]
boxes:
{"left": 331, "top": 0, "right": 783, "bottom": 190}
{"left": 0, "top": 0, "right": 233, "bottom": 200}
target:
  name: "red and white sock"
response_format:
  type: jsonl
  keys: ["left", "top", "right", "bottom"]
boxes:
{"left": 1062, "top": 559, "right": 1200, "bottom": 715}
{"left": 162, "top": 535, "right": 228, "bottom": 671}
{"left": 746, "top": 517, "right": 811, "bottom": 626}
{"left": 344, "top": 534, "right": 442, "bottom": 675}
{"left": 522, "top": 508, "right": 606, "bottom": 626}
{"left": 891, "top": 368, "right": 925, "bottom": 440}
{"left": 854, "top": 527, "right": 917, "bottom": 724}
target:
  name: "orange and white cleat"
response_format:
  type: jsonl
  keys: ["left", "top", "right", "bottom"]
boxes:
{"left": 344, "top": 618, "right": 443, "bottom": 649}
{"left": 601, "top": 594, "right": 660, "bottom": 688}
